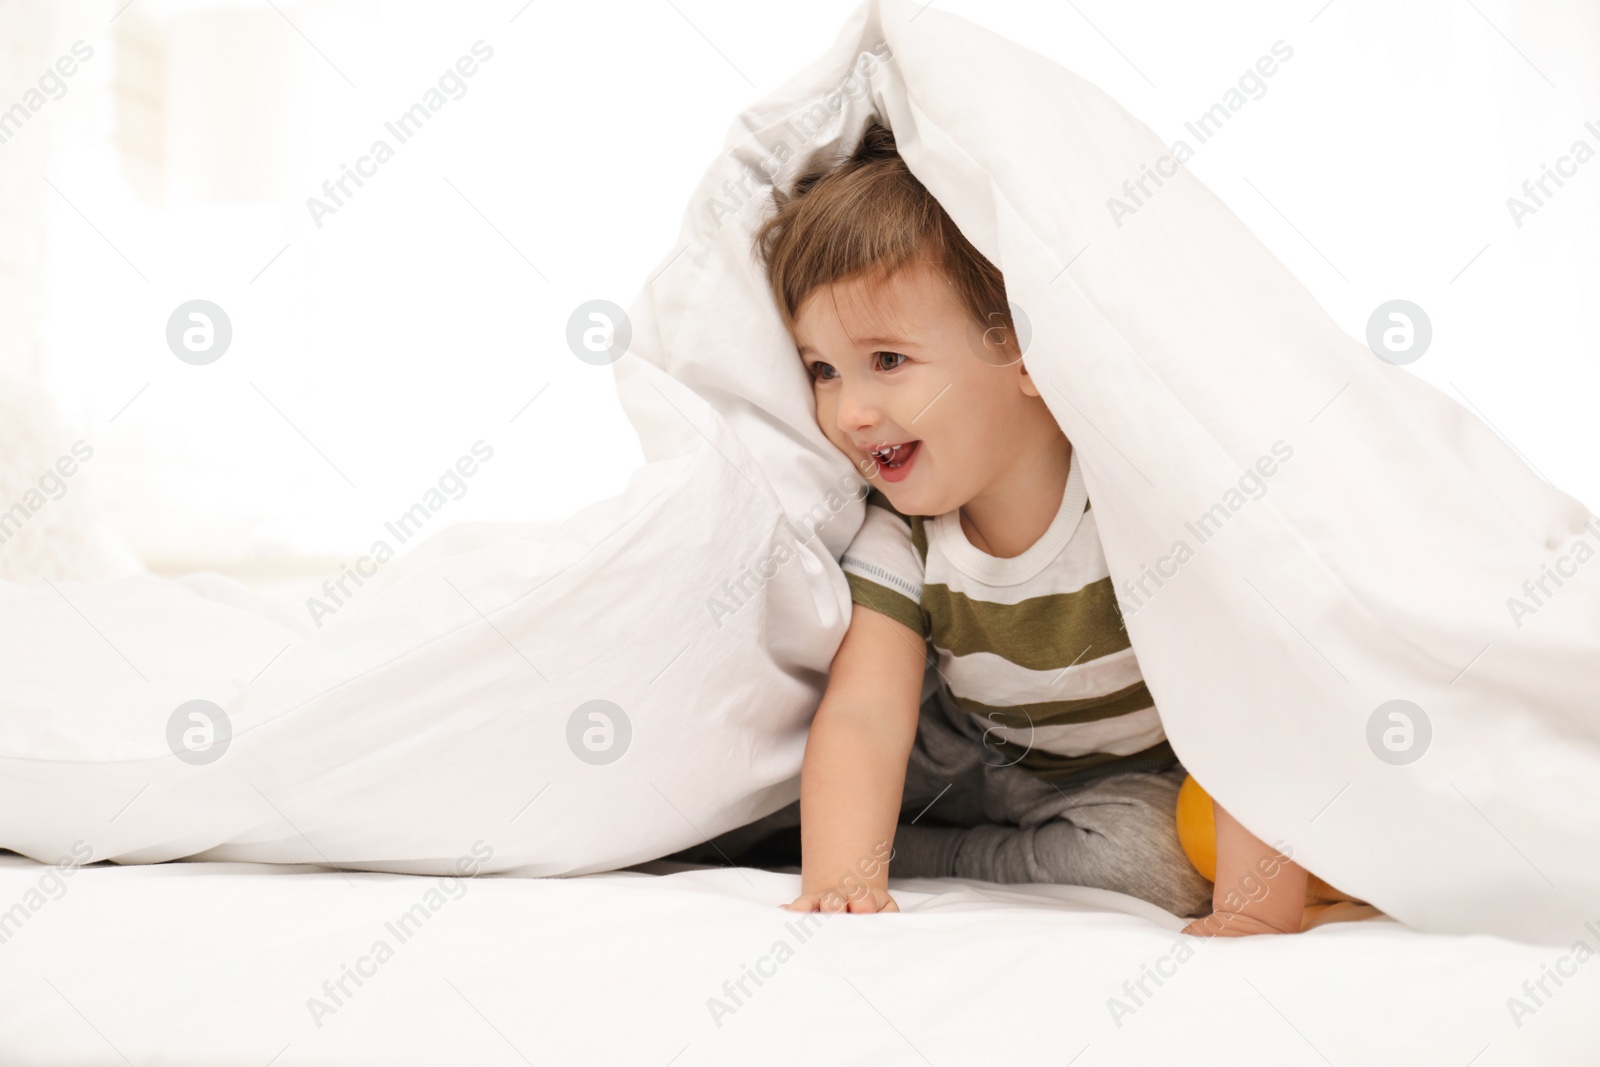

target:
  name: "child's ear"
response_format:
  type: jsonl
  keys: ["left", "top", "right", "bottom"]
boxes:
{"left": 1017, "top": 358, "right": 1041, "bottom": 398}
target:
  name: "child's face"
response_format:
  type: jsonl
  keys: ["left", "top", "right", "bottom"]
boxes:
{"left": 792, "top": 258, "right": 1051, "bottom": 516}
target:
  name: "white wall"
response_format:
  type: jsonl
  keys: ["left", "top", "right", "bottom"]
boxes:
{"left": 0, "top": 0, "right": 85, "bottom": 382}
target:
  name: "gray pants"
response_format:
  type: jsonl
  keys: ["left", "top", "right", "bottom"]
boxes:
{"left": 668, "top": 688, "right": 1214, "bottom": 920}
{"left": 890, "top": 686, "right": 1214, "bottom": 919}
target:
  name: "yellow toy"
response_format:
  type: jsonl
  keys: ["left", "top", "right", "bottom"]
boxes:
{"left": 1175, "top": 773, "right": 1217, "bottom": 882}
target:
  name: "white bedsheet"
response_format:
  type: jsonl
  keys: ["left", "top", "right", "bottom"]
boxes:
{"left": 1, "top": 853, "right": 1594, "bottom": 1065}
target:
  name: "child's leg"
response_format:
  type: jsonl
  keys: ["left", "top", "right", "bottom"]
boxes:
{"left": 956, "top": 765, "right": 1214, "bottom": 918}
{"left": 891, "top": 693, "right": 1210, "bottom": 915}
{"left": 896, "top": 740, "right": 1213, "bottom": 918}
{"left": 890, "top": 690, "right": 993, "bottom": 879}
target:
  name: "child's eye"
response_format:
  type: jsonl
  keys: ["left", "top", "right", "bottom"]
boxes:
{"left": 805, "top": 353, "right": 906, "bottom": 382}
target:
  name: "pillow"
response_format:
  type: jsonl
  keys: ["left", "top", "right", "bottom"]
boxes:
{"left": 0, "top": 357, "right": 847, "bottom": 876}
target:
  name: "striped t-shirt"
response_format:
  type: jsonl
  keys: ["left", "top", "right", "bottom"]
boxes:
{"left": 839, "top": 447, "right": 1177, "bottom": 785}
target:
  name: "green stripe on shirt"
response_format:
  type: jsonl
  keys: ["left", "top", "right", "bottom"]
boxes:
{"left": 921, "top": 579, "right": 1131, "bottom": 670}
{"left": 844, "top": 571, "right": 926, "bottom": 638}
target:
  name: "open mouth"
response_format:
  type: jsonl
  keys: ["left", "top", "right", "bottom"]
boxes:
{"left": 868, "top": 440, "right": 920, "bottom": 480}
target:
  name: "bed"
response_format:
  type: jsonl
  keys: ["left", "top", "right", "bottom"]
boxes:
{"left": 1, "top": 850, "right": 1593, "bottom": 1065}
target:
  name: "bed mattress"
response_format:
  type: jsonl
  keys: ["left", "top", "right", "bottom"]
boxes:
{"left": 1, "top": 853, "right": 1592, "bottom": 1065}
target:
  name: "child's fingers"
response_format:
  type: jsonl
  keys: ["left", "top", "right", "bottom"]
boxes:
{"left": 1184, "top": 910, "right": 1295, "bottom": 938}
{"left": 820, "top": 891, "right": 850, "bottom": 914}
{"left": 847, "top": 890, "right": 899, "bottom": 914}
{"left": 783, "top": 889, "right": 901, "bottom": 914}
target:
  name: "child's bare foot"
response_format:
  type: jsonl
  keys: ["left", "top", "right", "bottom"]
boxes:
{"left": 1300, "top": 900, "right": 1384, "bottom": 930}
{"left": 1305, "top": 872, "right": 1365, "bottom": 906}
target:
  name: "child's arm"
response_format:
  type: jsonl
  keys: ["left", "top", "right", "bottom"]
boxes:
{"left": 1181, "top": 802, "right": 1309, "bottom": 936}
{"left": 780, "top": 603, "right": 927, "bottom": 914}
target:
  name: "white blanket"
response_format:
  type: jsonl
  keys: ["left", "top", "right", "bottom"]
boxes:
{"left": 3, "top": 0, "right": 1598, "bottom": 947}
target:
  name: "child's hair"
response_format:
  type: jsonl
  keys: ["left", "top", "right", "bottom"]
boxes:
{"left": 754, "top": 121, "right": 1015, "bottom": 347}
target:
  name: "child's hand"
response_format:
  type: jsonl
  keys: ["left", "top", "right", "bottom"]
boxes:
{"left": 1186, "top": 799, "right": 1312, "bottom": 937}
{"left": 1181, "top": 909, "right": 1297, "bottom": 937}
{"left": 780, "top": 885, "right": 900, "bottom": 914}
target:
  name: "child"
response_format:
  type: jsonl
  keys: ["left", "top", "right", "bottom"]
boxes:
{"left": 757, "top": 122, "right": 1357, "bottom": 936}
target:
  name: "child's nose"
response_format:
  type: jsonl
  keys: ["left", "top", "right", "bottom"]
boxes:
{"left": 835, "top": 382, "right": 881, "bottom": 433}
